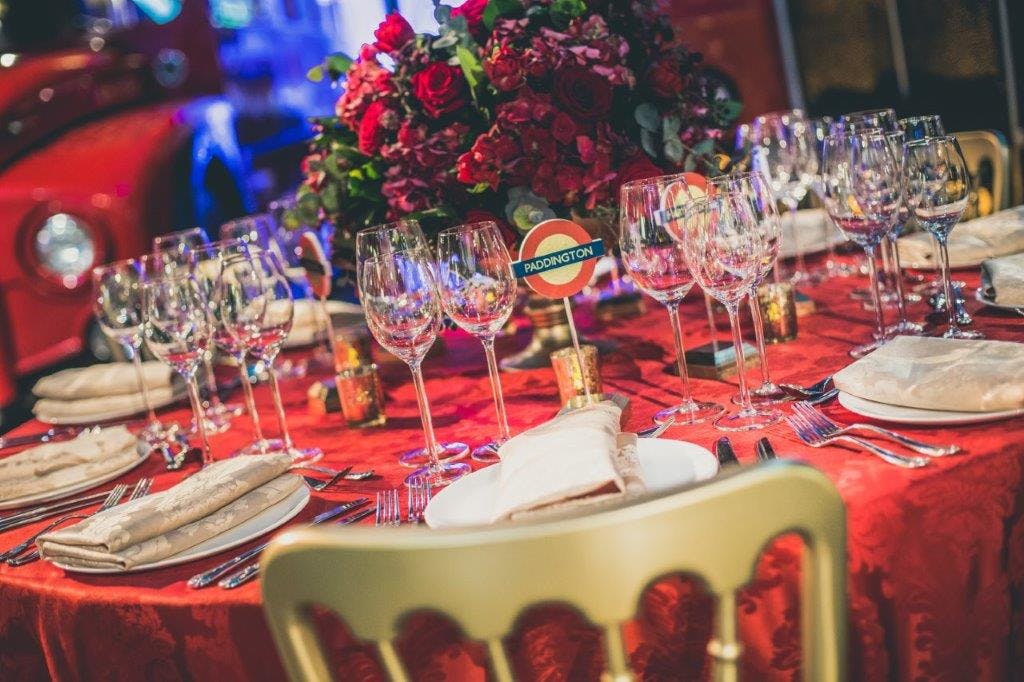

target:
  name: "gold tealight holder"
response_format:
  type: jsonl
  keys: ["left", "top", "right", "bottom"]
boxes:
{"left": 331, "top": 321, "right": 374, "bottom": 371}
{"left": 757, "top": 282, "right": 798, "bottom": 343}
{"left": 335, "top": 364, "right": 386, "bottom": 428}
{"left": 550, "top": 344, "right": 603, "bottom": 406}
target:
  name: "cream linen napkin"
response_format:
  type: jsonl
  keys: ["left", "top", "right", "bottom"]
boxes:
{"left": 32, "top": 386, "right": 178, "bottom": 423}
{"left": 0, "top": 426, "right": 140, "bottom": 502}
{"left": 833, "top": 336, "right": 1024, "bottom": 412}
{"left": 779, "top": 209, "right": 844, "bottom": 259}
{"left": 897, "top": 206, "right": 1024, "bottom": 269}
{"left": 490, "top": 402, "right": 645, "bottom": 522}
{"left": 981, "top": 252, "right": 1024, "bottom": 306}
{"left": 38, "top": 455, "right": 301, "bottom": 570}
{"left": 33, "top": 362, "right": 173, "bottom": 400}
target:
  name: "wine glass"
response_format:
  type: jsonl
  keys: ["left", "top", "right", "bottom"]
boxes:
{"left": 899, "top": 115, "right": 945, "bottom": 140}
{"left": 436, "top": 222, "right": 517, "bottom": 463}
{"left": 91, "top": 259, "right": 179, "bottom": 447}
{"left": 711, "top": 172, "right": 786, "bottom": 409}
{"left": 809, "top": 116, "right": 855, "bottom": 278}
{"left": 619, "top": 173, "right": 725, "bottom": 426}
{"left": 356, "top": 220, "right": 468, "bottom": 466}
{"left": 832, "top": 108, "right": 898, "bottom": 134}
{"left": 360, "top": 249, "right": 471, "bottom": 487}
{"left": 153, "top": 228, "right": 209, "bottom": 268}
{"left": 671, "top": 189, "right": 779, "bottom": 431}
{"left": 142, "top": 274, "right": 215, "bottom": 465}
{"left": 904, "top": 135, "right": 982, "bottom": 339}
{"left": 882, "top": 130, "right": 925, "bottom": 335}
{"left": 821, "top": 131, "right": 903, "bottom": 357}
{"left": 220, "top": 214, "right": 289, "bottom": 267}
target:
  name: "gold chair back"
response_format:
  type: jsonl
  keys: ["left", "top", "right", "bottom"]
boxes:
{"left": 954, "top": 129, "right": 1011, "bottom": 219}
{"left": 261, "top": 461, "right": 846, "bottom": 682}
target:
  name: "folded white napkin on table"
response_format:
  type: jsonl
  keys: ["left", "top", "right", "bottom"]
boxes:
{"left": 0, "top": 426, "right": 140, "bottom": 502}
{"left": 33, "top": 362, "right": 173, "bottom": 400}
{"left": 490, "top": 402, "right": 645, "bottom": 523}
{"left": 981, "top": 252, "right": 1024, "bottom": 306}
{"left": 778, "top": 209, "right": 845, "bottom": 259}
{"left": 32, "top": 386, "right": 179, "bottom": 423}
{"left": 38, "top": 454, "right": 302, "bottom": 570}
{"left": 897, "top": 206, "right": 1024, "bottom": 269}
{"left": 833, "top": 336, "right": 1024, "bottom": 412}
{"left": 285, "top": 299, "right": 364, "bottom": 348}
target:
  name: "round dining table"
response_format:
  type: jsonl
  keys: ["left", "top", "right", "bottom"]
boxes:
{"left": 2, "top": 261, "right": 1023, "bottom": 682}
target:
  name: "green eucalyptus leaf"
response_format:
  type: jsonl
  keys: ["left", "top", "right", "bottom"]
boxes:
{"left": 433, "top": 33, "right": 459, "bottom": 49}
{"left": 325, "top": 53, "right": 354, "bottom": 79}
{"left": 683, "top": 155, "right": 697, "bottom": 172}
{"left": 662, "top": 114, "right": 681, "bottom": 137}
{"left": 692, "top": 139, "right": 715, "bottom": 156}
{"left": 634, "top": 103, "right": 661, "bottom": 133}
{"left": 640, "top": 129, "right": 659, "bottom": 158}
{"left": 664, "top": 136, "right": 684, "bottom": 164}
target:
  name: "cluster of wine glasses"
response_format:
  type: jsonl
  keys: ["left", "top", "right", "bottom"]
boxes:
{"left": 90, "top": 219, "right": 323, "bottom": 466}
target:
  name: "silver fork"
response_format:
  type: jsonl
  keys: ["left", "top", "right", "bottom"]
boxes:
{"left": 792, "top": 402, "right": 960, "bottom": 457}
{"left": 2, "top": 483, "right": 131, "bottom": 565}
{"left": 375, "top": 489, "right": 400, "bottom": 526}
{"left": 785, "top": 412, "right": 929, "bottom": 469}
{"left": 407, "top": 480, "right": 432, "bottom": 524}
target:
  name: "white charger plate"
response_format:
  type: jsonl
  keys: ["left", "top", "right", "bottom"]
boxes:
{"left": 52, "top": 484, "right": 310, "bottom": 574}
{"left": 0, "top": 442, "right": 152, "bottom": 511}
{"left": 425, "top": 438, "right": 718, "bottom": 529}
{"left": 838, "top": 391, "right": 1024, "bottom": 425}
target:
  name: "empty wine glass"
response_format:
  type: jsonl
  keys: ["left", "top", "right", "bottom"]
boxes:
{"left": 91, "top": 259, "right": 179, "bottom": 447}
{"left": 619, "top": 173, "right": 725, "bottom": 426}
{"left": 899, "top": 115, "right": 945, "bottom": 140}
{"left": 821, "top": 131, "right": 903, "bottom": 357}
{"left": 356, "top": 220, "right": 468, "bottom": 467}
{"left": 809, "top": 116, "right": 855, "bottom": 278}
{"left": 672, "top": 189, "right": 779, "bottom": 431}
{"left": 142, "top": 274, "right": 215, "bottom": 465}
{"left": 153, "top": 227, "right": 209, "bottom": 268}
{"left": 832, "top": 108, "right": 898, "bottom": 134}
{"left": 904, "top": 135, "right": 982, "bottom": 339}
{"left": 436, "top": 222, "right": 517, "bottom": 463}
{"left": 882, "top": 130, "right": 925, "bottom": 335}
{"left": 220, "top": 214, "right": 289, "bottom": 266}
{"left": 360, "top": 249, "right": 471, "bottom": 487}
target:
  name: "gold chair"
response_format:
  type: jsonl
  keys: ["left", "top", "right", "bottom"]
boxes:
{"left": 954, "top": 129, "right": 1011, "bottom": 219}
{"left": 261, "top": 461, "right": 847, "bottom": 681}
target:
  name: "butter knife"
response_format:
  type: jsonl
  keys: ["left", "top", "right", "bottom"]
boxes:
{"left": 714, "top": 437, "right": 739, "bottom": 467}
{"left": 187, "top": 498, "right": 369, "bottom": 588}
{"left": 755, "top": 437, "right": 777, "bottom": 462}
{"left": 218, "top": 507, "right": 374, "bottom": 589}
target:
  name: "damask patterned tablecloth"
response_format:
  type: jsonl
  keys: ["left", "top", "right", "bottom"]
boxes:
{"left": 2, "top": 268, "right": 1024, "bottom": 681}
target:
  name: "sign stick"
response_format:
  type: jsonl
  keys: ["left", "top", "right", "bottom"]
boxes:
{"left": 562, "top": 296, "right": 592, "bottom": 402}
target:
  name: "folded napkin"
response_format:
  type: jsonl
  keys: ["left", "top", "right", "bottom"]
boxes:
{"left": 981, "top": 252, "right": 1024, "bottom": 306}
{"left": 833, "top": 336, "right": 1024, "bottom": 412}
{"left": 490, "top": 402, "right": 645, "bottom": 522}
{"left": 38, "top": 454, "right": 301, "bottom": 570}
{"left": 33, "top": 362, "right": 173, "bottom": 400}
{"left": 33, "top": 386, "right": 178, "bottom": 424}
{"left": 897, "top": 206, "right": 1024, "bottom": 269}
{"left": 779, "top": 209, "right": 845, "bottom": 259}
{"left": 285, "top": 299, "right": 364, "bottom": 348}
{"left": 0, "top": 426, "right": 140, "bottom": 502}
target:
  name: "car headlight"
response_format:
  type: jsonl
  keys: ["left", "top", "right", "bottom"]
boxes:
{"left": 33, "top": 213, "right": 96, "bottom": 288}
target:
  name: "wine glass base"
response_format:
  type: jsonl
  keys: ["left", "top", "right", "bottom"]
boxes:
{"left": 943, "top": 327, "right": 985, "bottom": 340}
{"left": 849, "top": 338, "right": 887, "bottom": 359}
{"left": 732, "top": 383, "right": 787, "bottom": 406}
{"left": 471, "top": 440, "right": 503, "bottom": 463}
{"left": 714, "top": 409, "right": 782, "bottom": 432}
{"left": 232, "top": 438, "right": 286, "bottom": 457}
{"left": 885, "top": 320, "right": 926, "bottom": 336}
{"left": 288, "top": 446, "right": 323, "bottom": 466}
{"left": 405, "top": 461, "right": 472, "bottom": 488}
{"left": 399, "top": 441, "right": 469, "bottom": 468}
{"left": 654, "top": 401, "right": 725, "bottom": 426}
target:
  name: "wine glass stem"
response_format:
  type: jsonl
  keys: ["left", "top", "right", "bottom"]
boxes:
{"left": 203, "top": 355, "right": 222, "bottom": 408}
{"left": 703, "top": 294, "right": 719, "bottom": 352}
{"left": 666, "top": 303, "right": 694, "bottom": 406}
{"left": 936, "top": 235, "right": 959, "bottom": 332}
{"left": 886, "top": 234, "right": 911, "bottom": 324}
{"left": 791, "top": 204, "right": 807, "bottom": 278}
{"left": 127, "top": 342, "right": 158, "bottom": 425}
{"left": 746, "top": 288, "right": 773, "bottom": 385}
{"left": 863, "top": 245, "right": 887, "bottom": 340}
{"left": 409, "top": 362, "right": 441, "bottom": 471}
{"left": 185, "top": 376, "right": 213, "bottom": 465}
{"left": 236, "top": 358, "right": 265, "bottom": 443}
{"left": 266, "top": 363, "right": 294, "bottom": 450}
{"left": 726, "top": 305, "right": 755, "bottom": 415}
{"left": 481, "top": 337, "right": 511, "bottom": 442}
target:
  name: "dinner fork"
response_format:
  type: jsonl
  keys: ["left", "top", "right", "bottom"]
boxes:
{"left": 375, "top": 489, "right": 400, "bottom": 527}
{"left": 792, "top": 402, "right": 960, "bottom": 457}
{"left": 1, "top": 483, "right": 132, "bottom": 565}
{"left": 785, "top": 413, "right": 929, "bottom": 469}
{"left": 407, "top": 480, "right": 432, "bottom": 524}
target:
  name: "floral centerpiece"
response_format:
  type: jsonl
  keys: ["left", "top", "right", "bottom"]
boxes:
{"left": 289, "top": 0, "right": 741, "bottom": 270}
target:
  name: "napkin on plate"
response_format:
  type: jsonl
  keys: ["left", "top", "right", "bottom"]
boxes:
{"left": 980, "top": 252, "right": 1024, "bottom": 306}
{"left": 778, "top": 209, "right": 845, "bottom": 259}
{"left": 833, "top": 336, "right": 1024, "bottom": 413}
{"left": 0, "top": 426, "right": 140, "bottom": 502}
{"left": 897, "top": 206, "right": 1024, "bottom": 269}
{"left": 32, "top": 387, "right": 179, "bottom": 424}
{"left": 32, "top": 362, "right": 179, "bottom": 423}
{"left": 490, "top": 402, "right": 645, "bottom": 523}
{"left": 37, "top": 454, "right": 302, "bottom": 570}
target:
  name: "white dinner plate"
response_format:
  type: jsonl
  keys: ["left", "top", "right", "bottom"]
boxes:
{"left": 52, "top": 484, "right": 310, "bottom": 574}
{"left": 0, "top": 441, "right": 152, "bottom": 511}
{"left": 425, "top": 438, "right": 718, "bottom": 529}
{"left": 837, "top": 391, "right": 1024, "bottom": 426}
{"left": 36, "top": 387, "right": 186, "bottom": 426}
{"left": 974, "top": 288, "right": 1024, "bottom": 314}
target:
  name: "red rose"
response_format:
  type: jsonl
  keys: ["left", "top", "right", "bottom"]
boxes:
{"left": 485, "top": 45, "right": 525, "bottom": 92}
{"left": 374, "top": 13, "right": 414, "bottom": 54}
{"left": 647, "top": 58, "right": 685, "bottom": 99}
{"left": 551, "top": 112, "right": 576, "bottom": 145}
{"left": 614, "top": 153, "right": 663, "bottom": 194}
{"left": 451, "top": 0, "right": 488, "bottom": 40}
{"left": 411, "top": 63, "right": 469, "bottom": 118}
{"left": 357, "top": 100, "right": 393, "bottom": 155}
{"left": 552, "top": 66, "right": 613, "bottom": 121}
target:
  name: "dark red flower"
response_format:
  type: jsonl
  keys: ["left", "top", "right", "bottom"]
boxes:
{"left": 552, "top": 66, "right": 614, "bottom": 121}
{"left": 551, "top": 112, "right": 577, "bottom": 144}
{"left": 451, "top": 0, "right": 488, "bottom": 40}
{"left": 647, "top": 58, "right": 685, "bottom": 99}
{"left": 485, "top": 44, "right": 525, "bottom": 92}
{"left": 374, "top": 13, "right": 414, "bottom": 54}
{"left": 520, "top": 127, "right": 557, "bottom": 160}
{"left": 614, "top": 153, "right": 663, "bottom": 194}
{"left": 410, "top": 63, "right": 469, "bottom": 118}
{"left": 357, "top": 100, "right": 393, "bottom": 155}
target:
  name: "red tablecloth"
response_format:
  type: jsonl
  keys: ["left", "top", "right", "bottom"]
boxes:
{"left": 3, "top": 267, "right": 1024, "bottom": 681}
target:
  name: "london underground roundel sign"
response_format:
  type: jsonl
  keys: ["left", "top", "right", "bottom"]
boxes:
{"left": 512, "top": 219, "right": 605, "bottom": 298}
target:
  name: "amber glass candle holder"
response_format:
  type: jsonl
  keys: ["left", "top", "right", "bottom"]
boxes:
{"left": 757, "top": 282, "right": 798, "bottom": 343}
{"left": 331, "top": 321, "right": 374, "bottom": 371}
{"left": 550, "top": 345, "right": 602, "bottom": 406}
{"left": 335, "top": 364, "right": 386, "bottom": 428}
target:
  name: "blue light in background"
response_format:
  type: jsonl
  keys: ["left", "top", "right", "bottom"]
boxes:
{"left": 130, "top": 0, "right": 183, "bottom": 25}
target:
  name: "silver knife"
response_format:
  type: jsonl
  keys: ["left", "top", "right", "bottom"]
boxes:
{"left": 218, "top": 507, "right": 374, "bottom": 589}
{"left": 188, "top": 498, "right": 369, "bottom": 589}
